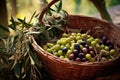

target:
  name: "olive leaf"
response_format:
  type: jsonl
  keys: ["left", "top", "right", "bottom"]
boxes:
{"left": 17, "top": 18, "right": 26, "bottom": 28}
{"left": 28, "top": 11, "right": 37, "bottom": 24}
{"left": 47, "top": 8, "right": 53, "bottom": 16}
{"left": 55, "top": 0, "right": 62, "bottom": 12}
{"left": 0, "top": 24, "right": 9, "bottom": 32}
{"left": 50, "top": 7, "right": 56, "bottom": 12}
{"left": 9, "top": 17, "right": 16, "bottom": 30}
{"left": 46, "top": 0, "right": 62, "bottom": 15}
{"left": 30, "top": 51, "right": 42, "bottom": 68}
{"left": 0, "top": 12, "right": 44, "bottom": 80}
{"left": 14, "top": 62, "right": 21, "bottom": 78}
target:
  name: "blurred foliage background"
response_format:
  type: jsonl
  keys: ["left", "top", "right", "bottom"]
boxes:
{"left": 0, "top": 0, "right": 120, "bottom": 37}
{"left": 6, "top": 0, "right": 120, "bottom": 21}
{"left": 0, "top": 0, "right": 120, "bottom": 79}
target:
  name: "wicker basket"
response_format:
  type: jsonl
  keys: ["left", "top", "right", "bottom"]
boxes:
{"left": 31, "top": 0, "right": 120, "bottom": 80}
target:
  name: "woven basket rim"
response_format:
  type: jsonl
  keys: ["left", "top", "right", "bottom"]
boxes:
{"left": 30, "top": 0, "right": 120, "bottom": 79}
{"left": 31, "top": 22, "right": 120, "bottom": 66}
{"left": 32, "top": 0, "right": 120, "bottom": 66}
{"left": 69, "top": 15, "right": 120, "bottom": 29}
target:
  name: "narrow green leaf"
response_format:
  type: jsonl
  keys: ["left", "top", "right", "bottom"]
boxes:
{"left": 35, "top": 13, "right": 39, "bottom": 18}
{"left": 24, "top": 55, "right": 30, "bottom": 68}
{"left": 9, "top": 17, "right": 16, "bottom": 30}
{"left": 49, "top": 30, "right": 54, "bottom": 38}
{"left": 17, "top": 18, "right": 24, "bottom": 23}
{"left": 47, "top": 8, "right": 52, "bottom": 16}
{"left": 30, "top": 56, "right": 35, "bottom": 65}
{"left": 33, "top": 65, "right": 42, "bottom": 79}
{"left": 0, "top": 52, "right": 10, "bottom": 64}
{"left": 0, "top": 24, "right": 9, "bottom": 32}
{"left": 9, "top": 21, "right": 21, "bottom": 30}
{"left": 17, "top": 17, "right": 27, "bottom": 28}
{"left": 30, "top": 51, "right": 42, "bottom": 67}
{"left": 10, "top": 60, "right": 17, "bottom": 70}
{"left": 55, "top": 5, "right": 58, "bottom": 11}
{"left": 26, "top": 31, "right": 40, "bottom": 35}
{"left": 18, "top": 18, "right": 26, "bottom": 24}
{"left": 56, "top": 0, "right": 62, "bottom": 12}
{"left": 14, "top": 62, "right": 21, "bottom": 78}
{"left": 28, "top": 11, "right": 36, "bottom": 24}
{"left": 49, "top": 8, "right": 56, "bottom": 12}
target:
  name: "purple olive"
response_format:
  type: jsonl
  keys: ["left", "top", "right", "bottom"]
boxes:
{"left": 69, "top": 54, "right": 75, "bottom": 60}
{"left": 78, "top": 52, "right": 85, "bottom": 58}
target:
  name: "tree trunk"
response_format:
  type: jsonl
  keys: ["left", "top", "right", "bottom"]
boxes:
{"left": 90, "top": 0, "right": 112, "bottom": 22}
{"left": 0, "top": 0, "right": 9, "bottom": 37}
{"left": 10, "top": 0, "right": 17, "bottom": 18}
{"left": 0, "top": 0, "right": 8, "bottom": 26}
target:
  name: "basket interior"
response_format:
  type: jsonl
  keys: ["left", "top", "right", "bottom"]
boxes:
{"left": 32, "top": 15, "right": 120, "bottom": 80}
{"left": 67, "top": 15, "right": 120, "bottom": 54}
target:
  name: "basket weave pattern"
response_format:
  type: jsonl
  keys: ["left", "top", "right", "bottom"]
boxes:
{"left": 31, "top": 0, "right": 120, "bottom": 80}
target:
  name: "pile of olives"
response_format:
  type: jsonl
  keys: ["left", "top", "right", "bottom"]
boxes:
{"left": 43, "top": 32, "right": 117, "bottom": 62}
